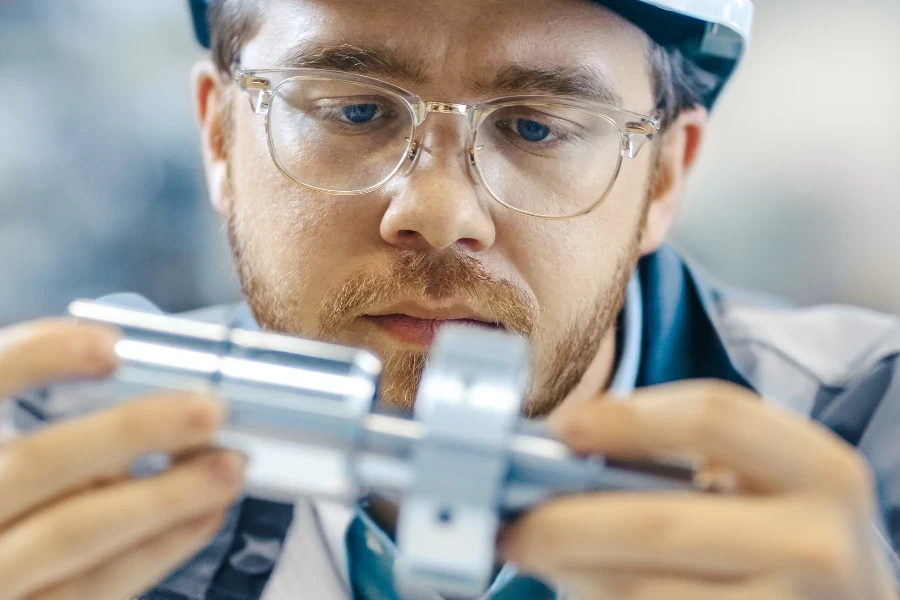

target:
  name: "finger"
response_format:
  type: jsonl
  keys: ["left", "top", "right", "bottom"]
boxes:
{"left": 551, "top": 571, "right": 799, "bottom": 600}
{"left": 550, "top": 380, "right": 873, "bottom": 498}
{"left": 0, "top": 392, "right": 226, "bottom": 526}
{"left": 501, "top": 493, "right": 855, "bottom": 585}
{"left": 0, "top": 319, "right": 118, "bottom": 399}
{"left": 28, "top": 510, "right": 227, "bottom": 600}
{"left": 0, "top": 450, "right": 245, "bottom": 599}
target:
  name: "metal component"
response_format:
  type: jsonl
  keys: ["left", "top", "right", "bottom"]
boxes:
{"left": 396, "top": 327, "right": 528, "bottom": 596}
{"left": 626, "top": 121, "right": 656, "bottom": 135}
{"left": 14, "top": 300, "right": 709, "bottom": 598}
{"left": 241, "top": 75, "right": 271, "bottom": 90}
{"left": 425, "top": 101, "right": 469, "bottom": 115}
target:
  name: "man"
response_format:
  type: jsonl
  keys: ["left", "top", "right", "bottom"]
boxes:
{"left": 1, "top": 0, "right": 899, "bottom": 598}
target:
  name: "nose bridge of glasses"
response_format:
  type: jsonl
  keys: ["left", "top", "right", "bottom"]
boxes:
{"left": 425, "top": 101, "right": 469, "bottom": 117}
{"left": 400, "top": 103, "right": 480, "bottom": 185}
{"left": 421, "top": 101, "right": 480, "bottom": 131}
{"left": 407, "top": 101, "right": 478, "bottom": 162}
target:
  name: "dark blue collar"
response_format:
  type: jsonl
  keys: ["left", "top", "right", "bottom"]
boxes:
{"left": 636, "top": 244, "right": 751, "bottom": 388}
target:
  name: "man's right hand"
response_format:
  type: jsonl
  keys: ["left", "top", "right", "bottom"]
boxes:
{"left": 0, "top": 319, "right": 246, "bottom": 600}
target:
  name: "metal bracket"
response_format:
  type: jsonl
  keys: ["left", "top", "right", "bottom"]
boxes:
{"left": 395, "top": 326, "right": 529, "bottom": 597}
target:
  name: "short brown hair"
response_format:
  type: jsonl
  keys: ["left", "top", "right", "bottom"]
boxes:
{"left": 208, "top": 0, "right": 715, "bottom": 131}
{"left": 208, "top": 0, "right": 261, "bottom": 75}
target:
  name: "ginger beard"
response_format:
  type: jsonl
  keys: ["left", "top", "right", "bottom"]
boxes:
{"left": 221, "top": 94, "right": 648, "bottom": 415}
{"left": 228, "top": 206, "right": 641, "bottom": 417}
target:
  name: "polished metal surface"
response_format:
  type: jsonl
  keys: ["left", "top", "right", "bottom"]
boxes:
{"left": 395, "top": 325, "right": 529, "bottom": 595}
{"left": 15, "top": 300, "right": 704, "bottom": 597}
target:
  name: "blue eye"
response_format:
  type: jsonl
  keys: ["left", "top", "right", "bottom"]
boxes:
{"left": 342, "top": 104, "right": 379, "bottom": 124}
{"left": 516, "top": 119, "right": 551, "bottom": 142}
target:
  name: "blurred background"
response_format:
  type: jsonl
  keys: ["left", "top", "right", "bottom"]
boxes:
{"left": 0, "top": 0, "right": 898, "bottom": 326}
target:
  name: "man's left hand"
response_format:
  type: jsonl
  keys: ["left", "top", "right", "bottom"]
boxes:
{"left": 500, "top": 381, "right": 899, "bottom": 599}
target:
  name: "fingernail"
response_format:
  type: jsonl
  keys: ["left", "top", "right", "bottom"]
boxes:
{"left": 210, "top": 452, "right": 245, "bottom": 485}
{"left": 75, "top": 327, "right": 120, "bottom": 372}
{"left": 185, "top": 395, "right": 227, "bottom": 432}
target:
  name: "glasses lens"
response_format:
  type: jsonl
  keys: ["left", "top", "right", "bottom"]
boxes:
{"left": 474, "top": 103, "right": 623, "bottom": 217}
{"left": 267, "top": 77, "right": 415, "bottom": 192}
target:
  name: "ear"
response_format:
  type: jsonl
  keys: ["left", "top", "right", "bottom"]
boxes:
{"left": 639, "top": 106, "right": 707, "bottom": 255}
{"left": 192, "top": 60, "right": 232, "bottom": 216}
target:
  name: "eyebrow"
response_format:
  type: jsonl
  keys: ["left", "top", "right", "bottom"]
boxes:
{"left": 476, "top": 64, "right": 623, "bottom": 107}
{"left": 273, "top": 43, "right": 431, "bottom": 84}
{"left": 270, "top": 43, "right": 622, "bottom": 107}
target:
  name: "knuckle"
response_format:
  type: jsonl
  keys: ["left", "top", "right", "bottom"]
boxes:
{"left": 110, "top": 394, "right": 200, "bottom": 443}
{"left": 155, "top": 461, "right": 214, "bottom": 502}
{"left": 1, "top": 437, "right": 56, "bottom": 485}
{"left": 790, "top": 521, "right": 855, "bottom": 582}
{"left": 145, "top": 456, "right": 236, "bottom": 512}
{"left": 173, "top": 394, "right": 224, "bottom": 438}
{"left": 137, "top": 475, "right": 188, "bottom": 517}
{"left": 110, "top": 402, "right": 158, "bottom": 447}
{"left": 134, "top": 393, "right": 221, "bottom": 446}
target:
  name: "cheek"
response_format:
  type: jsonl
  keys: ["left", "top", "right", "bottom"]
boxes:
{"left": 228, "top": 113, "right": 387, "bottom": 323}
{"left": 230, "top": 129, "right": 322, "bottom": 284}
{"left": 507, "top": 165, "right": 649, "bottom": 324}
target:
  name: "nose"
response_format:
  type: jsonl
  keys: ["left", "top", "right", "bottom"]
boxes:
{"left": 379, "top": 121, "right": 496, "bottom": 252}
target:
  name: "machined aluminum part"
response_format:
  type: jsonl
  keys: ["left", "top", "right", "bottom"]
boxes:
{"left": 14, "top": 300, "right": 703, "bottom": 598}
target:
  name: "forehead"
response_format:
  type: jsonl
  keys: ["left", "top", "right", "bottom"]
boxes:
{"left": 240, "top": 0, "right": 654, "bottom": 108}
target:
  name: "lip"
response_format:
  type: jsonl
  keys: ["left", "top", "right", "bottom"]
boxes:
{"left": 362, "top": 301, "right": 500, "bottom": 346}
{"left": 366, "top": 300, "right": 498, "bottom": 322}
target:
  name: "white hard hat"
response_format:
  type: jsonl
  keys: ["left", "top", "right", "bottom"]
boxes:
{"left": 188, "top": 0, "right": 753, "bottom": 107}
{"left": 601, "top": 0, "right": 753, "bottom": 106}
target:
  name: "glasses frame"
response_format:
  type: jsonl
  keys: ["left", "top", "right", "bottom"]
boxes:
{"left": 236, "top": 67, "right": 660, "bottom": 220}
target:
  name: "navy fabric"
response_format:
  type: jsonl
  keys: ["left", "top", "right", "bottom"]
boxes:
{"left": 812, "top": 357, "right": 900, "bottom": 568}
{"left": 188, "top": 0, "right": 210, "bottom": 48}
{"left": 205, "top": 499, "right": 294, "bottom": 600}
{"left": 636, "top": 247, "right": 750, "bottom": 388}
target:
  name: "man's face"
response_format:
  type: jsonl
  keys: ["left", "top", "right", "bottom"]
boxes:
{"left": 215, "top": 0, "right": 661, "bottom": 414}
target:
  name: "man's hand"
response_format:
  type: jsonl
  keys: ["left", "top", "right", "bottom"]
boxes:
{"left": 0, "top": 319, "right": 245, "bottom": 600}
{"left": 501, "top": 381, "right": 899, "bottom": 599}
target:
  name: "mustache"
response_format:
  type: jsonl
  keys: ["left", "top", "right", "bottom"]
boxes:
{"left": 318, "top": 251, "right": 537, "bottom": 338}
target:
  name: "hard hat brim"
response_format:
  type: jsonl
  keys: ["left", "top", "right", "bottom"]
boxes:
{"left": 187, "top": 0, "right": 752, "bottom": 108}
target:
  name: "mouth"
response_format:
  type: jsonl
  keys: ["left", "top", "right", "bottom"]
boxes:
{"left": 361, "top": 303, "right": 502, "bottom": 346}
